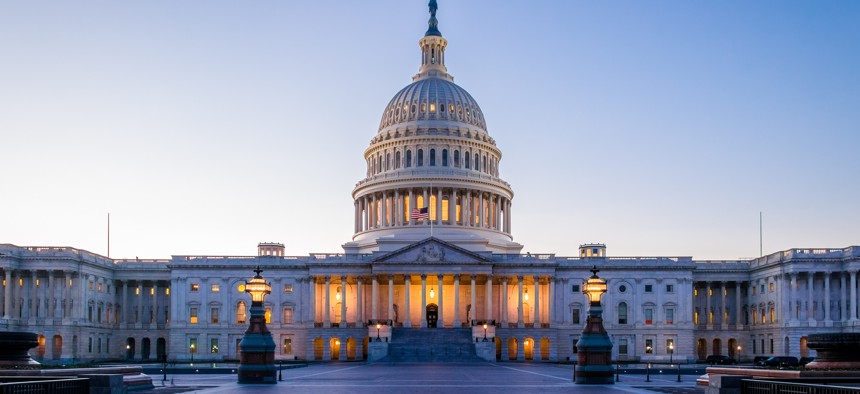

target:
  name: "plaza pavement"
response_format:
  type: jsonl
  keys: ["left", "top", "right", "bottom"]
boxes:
{"left": 146, "top": 363, "right": 703, "bottom": 394}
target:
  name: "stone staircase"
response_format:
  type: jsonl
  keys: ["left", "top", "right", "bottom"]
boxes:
{"left": 381, "top": 328, "right": 484, "bottom": 362}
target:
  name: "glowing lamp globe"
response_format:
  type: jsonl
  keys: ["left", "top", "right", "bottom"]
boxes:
{"left": 582, "top": 266, "right": 607, "bottom": 305}
{"left": 244, "top": 267, "right": 271, "bottom": 303}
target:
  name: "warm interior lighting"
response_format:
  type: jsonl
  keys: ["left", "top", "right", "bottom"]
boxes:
{"left": 524, "top": 289, "right": 529, "bottom": 302}
{"left": 335, "top": 340, "right": 341, "bottom": 345}
{"left": 582, "top": 266, "right": 608, "bottom": 305}
{"left": 244, "top": 267, "right": 272, "bottom": 303}
{"left": 429, "top": 288, "right": 435, "bottom": 299}
{"left": 335, "top": 287, "right": 342, "bottom": 301}
{"left": 237, "top": 284, "right": 246, "bottom": 293}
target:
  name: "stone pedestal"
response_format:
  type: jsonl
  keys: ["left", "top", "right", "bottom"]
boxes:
{"left": 238, "top": 303, "right": 276, "bottom": 384}
{"left": 367, "top": 342, "right": 388, "bottom": 362}
{"left": 475, "top": 342, "right": 495, "bottom": 362}
{"left": 575, "top": 305, "right": 614, "bottom": 384}
{"left": 0, "top": 332, "right": 40, "bottom": 369}
{"left": 805, "top": 333, "right": 860, "bottom": 370}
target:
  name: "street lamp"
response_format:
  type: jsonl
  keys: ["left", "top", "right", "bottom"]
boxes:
{"left": 669, "top": 342, "right": 674, "bottom": 365}
{"left": 126, "top": 344, "right": 131, "bottom": 361}
{"left": 238, "top": 266, "right": 276, "bottom": 384}
{"left": 190, "top": 343, "right": 195, "bottom": 364}
{"left": 482, "top": 323, "right": 488, "bottom": 342}
{"left": 575, "top": 266, "right": 613, "bottom": 384}
{"left": 737, "top": 345, "right": 742, "bottom": 363}
{"left": 376, "top": 323, "right": 382, "bottom": 342}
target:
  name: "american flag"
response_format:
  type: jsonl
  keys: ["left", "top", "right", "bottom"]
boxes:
{"left": 412, "top": 207, "right": 429, "bottom": 220}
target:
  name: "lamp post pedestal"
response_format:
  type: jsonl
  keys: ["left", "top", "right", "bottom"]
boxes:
{"left": 238, "top": 268, "right": 276, "bottom": 384}
{"left": 575, "top": 267, "right": 614, "bottom": 385}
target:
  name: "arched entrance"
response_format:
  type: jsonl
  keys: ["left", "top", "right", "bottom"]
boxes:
{"left": 330, "top": 338, "right": 341, "bottom": 360}
{"left": 142, "top": 338, "right": 151, "bottom": 360}
{"left": 156, "top": 338, "right": 166, "bottom": 361}
{"left": 426, "top": 303, "right": 438, "bottom": 328}
{"left": 712, "top": 338, "right": 722, "bottom": 356}
{"left": 524, "top": 338, "right": 534, "bottom": 360}
{"left": 696, "top": 338, "right": 706, "bottom": 360}
{"left": 362, "top": 338, "right": 369, "bottom": 360}
{"left": 540, "top": 337, "right": 551, "bottom": 361}
{"left": 800, "top": 337, "right": 808, "bottom": 357}
{"left": 52, "top": 335, "right": 62, "bottom": 360}
{"left": 728, "top": 338, "right": 737, "bottom": 358}
{"left": 346, "top": 337, "right": 357, "bottom": 360}
{"left": 313, "top": 338, "right": 324, "bottom": 360}
{"left": 36, "top": 335, "right": 46, "bottom": 359}
{"left": 495, "top": 337, "right": 502, "bottom": 360}
{"left": 126, "top": 338, "right": 135, "bottom": 360}
{"left": 507, "top": 338, "right": 518, "bottom": 360}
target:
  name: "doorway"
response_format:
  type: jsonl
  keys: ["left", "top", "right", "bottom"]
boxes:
{"left": 426, "top": 303, "right": 438, "bottom": 328}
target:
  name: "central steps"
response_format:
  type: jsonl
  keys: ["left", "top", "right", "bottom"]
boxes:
{"left": 382, "top": 328, "right": 484, "bottom": 362}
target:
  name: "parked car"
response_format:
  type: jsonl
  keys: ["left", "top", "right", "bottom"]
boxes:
{"left": 706, "top": 355, "right": 737, "bottom": 365}
{"left": 753, "top": 356, "right": 770, "bottom": 365}
{"left": 799, "top": 357, "right": 815, "bottom": 366}
{"left": 756, "top": 356, "right": 800, "bottom": 368}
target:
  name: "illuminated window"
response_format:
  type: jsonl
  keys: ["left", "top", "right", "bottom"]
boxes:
{"left": 283, "top": 307, "right": 293, "bottom": 324}
{"left": 666, "top": 339, "right": 674, "bottom": 354}
{"left": 68, "top": 279, "right": 73, "bottom": 286}
{"left": 211, "top": 308, "right": 219, "bottom": 324}
{"left": 211, "top": 284, "right": 220, "bottom": 293}
{"left": 236, "top": 301, "right": 247, "bottom": 324}
{"left": 135, "top": 288, "right": 140, "bottom": 295}
{"left": 441, "top": 198, "right": 449, "bottom": 221}
{"left": 708, "top": 288, "right": 713, "bottom": 296}
{"left": 189, "top": 338, "right": 197, "bottom": 354}
{"left": 98, "top": 283, "right": 103, "bottom": 292}
{"left": 694, "top": 309, "right": 699, "bottom": 325}
{"left": 645, "top": 339, "right": 653, "bottom": 353}
{"left": 265, "top": 307, "right": 272, "bottom": 324}
{"left": 210, "top": 338, "right": 219, "bottom": 354}
{"left": 694, "top": 288, "right": 698, "bottom": 296}
{"left": 421, "top": 103, "right": 426, "bottom": 112}
{"left": 430, "top": 103, "right": 436, "bottom": 112}
{"left": 709, "top": 310, "right": 714, "bottom": 324}
{"left": 89, "top": 281, "right": 94, "bottom": 290}
{"left": 190, "top": 283, "right": 199, "bottom": 292}
{"left": 36, "top": 279, "right": 40, "bottom": 287}
{"left": 150, "top": 288, "right": 154, "bottom": 295}
{"left": 166, "top": 288, "right": 170, "bottom": 295}
{"left": 429, "top": 195, "right": 437, "bottom": 220}
{"left": 284, "top": 284, "right": 293, "bottom": 293}
{"left": 1, "top": 279, "right": 5, "bottom": 286}
{"left": 572, "top": 308, "right": 580, "bottom": 324}
{"left": 19, "top": 278, "right": 23, "bottom": 286}
{"left": 769, "top": 307, "right": 775, "bottom": 323}
{"left": 769, "top": 282, "right": 774, "bottom": 293}
{"left": 189, "top": 308, "right": 198, "bottom": 324}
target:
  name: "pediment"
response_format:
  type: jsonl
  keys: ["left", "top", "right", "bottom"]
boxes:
{"left": 372, "top": 237, "right": 490, "bottom": 264}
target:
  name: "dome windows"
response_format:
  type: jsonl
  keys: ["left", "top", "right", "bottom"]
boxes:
{"left": 421, "top": 103, "right": 426, "bottom": 113}
{"left": 430, "top": 103, "right": 436, "bottom": 112}
{"left": 417, "top": 149, "right": 424, "bottom": 166}
{"left": 395, "top": 151, "right": 401, "bottom": 169}
{"left": 405, "top": 150, "right": 412, "bottom": 168}
{"left": 442, "top": 149, "right": 448, "bottom": 167}
{"left": 453, "top": 150, "right": 460, "bottom": 167}
{"left": 449, "top": 104, "right": 454, "bottom": 113}
{"left": 465, "top": 152, "right": 470, "bottom": 169}
{"left": 430, "top": 149, "right": 436, "bottom": 166}
{"left": 411, "top": 104, "right": 416, "bottom": 113}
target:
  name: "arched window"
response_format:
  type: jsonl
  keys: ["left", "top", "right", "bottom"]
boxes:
{"left": 385, "top": 153, "right": 391, "bottom": 171}
{"left": 453, "top": 150, "right": 460, "bottom": 167}
{"left": 430, "top": 149, "right": 436, "bottom": 166}
{"left": 395, "top": 151, "right": 401, "bottom": 169}
{"left": 442, "top": 149, "right": 448, "bottom": 166}
{"left": 417, "top": 149, "right": 424, "bottom": 166}
{"left": 474, "top": 153, "right": 480, "bottom": 171}
{"left": 236, "top": 301, "right": 247, "bottom": 324}
{"left": 483, "top": 155, "right": 488, "bottom": 173}
{"left": 465, "top": 153, "right": 470, "bottom": 169}
{"left": 406, "top": 150, "right": 412, "bottom": 168}
{"left": 376, "top": 155, "right": 382, "bottom": 174}
{"left": 618, "top": 302, "right": 628, "bottom": 324}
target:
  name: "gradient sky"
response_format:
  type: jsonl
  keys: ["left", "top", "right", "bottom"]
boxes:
{"left": 1, "top": 1, "right": 858, "bottom": 260}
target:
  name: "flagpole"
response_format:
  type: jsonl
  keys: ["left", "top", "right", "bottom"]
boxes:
{"left": 430, "top": 180, "right": 433, "bottom": 238}
{"left": 107, "top": 212, "right": 110, "bottom": 258}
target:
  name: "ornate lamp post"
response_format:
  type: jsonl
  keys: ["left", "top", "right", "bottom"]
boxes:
{"left": 238, "top": 267, "right": 276, "bottom": 384}
{"left": 482, "top": 323, "right": 488, "bottom": 342}
{"left": 669, "top": 342, "right": 674, "bottom": 364}
{"left": 575, "top": 266, "right": 614, "bottom": 384}
{"left": 376, "top": 323, "right": 382, "bottom": 342}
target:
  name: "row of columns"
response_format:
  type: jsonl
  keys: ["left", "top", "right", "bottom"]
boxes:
{"left": 1, "top": 269, "right": 78, "bottom": 321}
{"left": 314, "top": 274, "right": 553, "bottom": 328}
{"left": 118, "top": 280, "right": 168, "bottom": 326}
{"left": 783, "top": 271, "right": 858, "bottom": 323}
{"left": 354, "top": 187, "right": 512, "bottom": 234}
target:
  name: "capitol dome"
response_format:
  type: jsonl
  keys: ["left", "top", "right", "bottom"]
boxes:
{"left": 343, "top": 1, "right": 522, "bottom": 255}
{"left": 379, "top": 78, "right": 487, "bottom": 132}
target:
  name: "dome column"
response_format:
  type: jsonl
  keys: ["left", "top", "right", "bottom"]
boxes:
{"left": 394, "top": 190, "right": 401, "bottom": 226}
{"left": 423, "top": 188, "right": 429, "bottom": 225}
{"left": 381, "top": 191, "right": 388, "bottom": 227}
{"left": 450, "top": 189, "right": 458, "bottom": 226}
{"left": 479, "top": 191, "right": 485, "bottom": 228}
{"left": 436, "top": 187, "right": 443, "bottom": 226}
{"left": 409, "top": 190, "right": 416, "bottom": 225}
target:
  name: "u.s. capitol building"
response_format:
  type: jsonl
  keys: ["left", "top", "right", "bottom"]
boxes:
{"left": 1, "top": 3, "right": 858, "bottom": 365}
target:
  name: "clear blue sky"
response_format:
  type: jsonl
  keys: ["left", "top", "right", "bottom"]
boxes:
{"left": 1, "top": 1, "right": 858, "bottom": 260}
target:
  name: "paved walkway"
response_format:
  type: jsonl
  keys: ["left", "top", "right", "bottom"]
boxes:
{"left": 146, "top": 363, "right": 703, "bottom": 394}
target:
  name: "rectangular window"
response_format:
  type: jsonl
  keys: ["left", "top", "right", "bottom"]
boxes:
{"left": 284, "top": 284, "right": 294, "bottom": 293}
{"left": 211, "top": 283, "right": 220, "bottom": 292}
{"left": 760, "top": 284, "right": 765, "bottom": 294}
{"left": 283, "top": 338, "right": 292, "bottom": 354}
{"left": 98, "top": 283, "right": 103, "bottom": 292}
{"left": 166, "top": 288, "right": 170, "bottom": 295}
{"left": 89, "top": 281, "right": 94, "bottom": 290}
{"left": 752, "top": 338, "right": 757, "bottom": 353}
{"left": 283, "top": 307, "right": 293, "bottom": 324}
{"left": 694, "top": 288, "right": 698, "bottom": 296}
{"left": 189, "top": 307, "right": 198, "bottom": 324}
{"left": 644, "top": 308, "right": 653, "bottom": 325}
{"left": 211, "top": 308, "right": 219, "bottom": 324}
{"left": 210, "top": 338, "right": 219, "bottom": 354}
{"left": 190, "top": 283, "right": 199, "bottom": 292}
{"left": 645, "top": 284, "right": 653, "bottom": 293}
{"left": 150, "top": 288, "right": 154, "bottom": 295}
{"left": 572, "top": 308, "right": 581, "bottom": 324}
{"left": 571, "top": 284, "right": 580, "bottom": 293}
{"left": 645, "top": 339, "right": 653, "bottom": 353}
{"left": 666, "top": 284, "right": 674, "bottom": 293}
{"left": 88, "top": 337, "right": 93, "bottom": 353}
{"left": 190, "top": 338, "right": 197, "bottom": 354}
{"left": 666, "top": 308, "right": 674, "bottom": 325}
{"left": 619, "top": 339, "right": 628, "bottom": 355}
{"left": 265, "top": 307, "right": 272, "bottom": 324}
{"left": 769, "top": 282, "right": 774, "bottom": 293}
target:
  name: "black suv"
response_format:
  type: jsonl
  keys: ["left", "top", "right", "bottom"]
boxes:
{"left": 706, "top": 355, "right": 737, "bottom": 365}
{"left": 756, "top": 356, "right": 799, "bottom": 368}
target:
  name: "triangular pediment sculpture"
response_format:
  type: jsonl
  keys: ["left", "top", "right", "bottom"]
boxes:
{"left": 372, "top": 237, "right": 490, "bottom": 264}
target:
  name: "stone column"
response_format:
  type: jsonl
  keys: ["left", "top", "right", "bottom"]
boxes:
{"left": 324, "top": 276, "right": 331, "bottom": 327}
{"left": 463, "top": 191, "right": 471, "bottom": 226}
{"left": 450, "top": 189, "right": 458, "bottom": 225}
{"left": 807, "top": 273, "right": 815, "bottom": 322}
{"left": 824, "top": 272, "right": 831, "bottom": 323}
{"left": 735, "top": 282, "right": 742, "bottom": 326}
{"left": 340, "top": 275, "right": 347, "bottom": 326}
{"left": 3, "top": 270, "right": 11, "bottom": 319}
{"left": 851, "top": 271, "right": 857, "bottom": 321}
{"left": 548, "top": 276, "right": 555, "bottom": 327}
{"left": 437, "top": 274, "right": 444, "bottom": 327}
{"left": 436, "top": 187, "right": 443, "bottom": 226}
{"left": 46, "top": 272, "right": 54, "bottom": 319}
{"left": 470, "top": 275, "right": 476, "bottom": 325}
{"left": 409, "top": 190, "right": 416, "bottom": 225}
{"left": 423, "top": 188, "right": 429, "bottom": 225}
{"left": 134, "top": 282, "right": 142, "bottom": 323}
{"left": 534, "top": 276, "right": 540, "bottom": 326}
{"left": 153, "top": 282, "right": 160, "bottom": 324}
{"left": 394, "top": 190, "right": 400, "bottom": 226}
{"left": 64, "top": 271, "right": 72, "bottom": 321}
{"left": 453, "top": 275, "right": 460, "bottom": 327}
{"left": 479, "top": 192, "right": 485, "bottom": 227}
{"left": 371, "top": 193, "right": 377, "bottom": 228}
{"left": 840, "top": 273, "right": 848, "bottom": 321}
{"left": 501, "top": 276, "right": 508, "bottom": 325}
{"left": 381, "top": 191, "right": 388, "bottom": 227}
{"left": 308, "top": 276, "right": 316, "bottom": 326}
{"left": 790, "top": 274, "right": 798, "bottom": 322}
{"left": 371, "top": 275, "right": 378, "bottom": 321}
{"left": 356, "top": 277, "right": 363, "bottom": 325}
{"left": 30, "top": 271, "right": 37, "bottom": 320}
{"left": 486, "top": 275, "right": 493, "bottom": 323}
{"left": 404, "top": 275, "right": 412, "bottom": 327}
{"left": 388, "top": 275, "right": 394, "bottom": 323}
{"left": 705, "top": 282, "right": 712, "bottom": 325}
{"left": 421, "top": 275, "right": 427, "bottom": 327}
{"left": 517, "top": 276, "right": 524, "bottom": 328}
{"left": 720, "top": 281, "right": 727, "bottom": 325}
